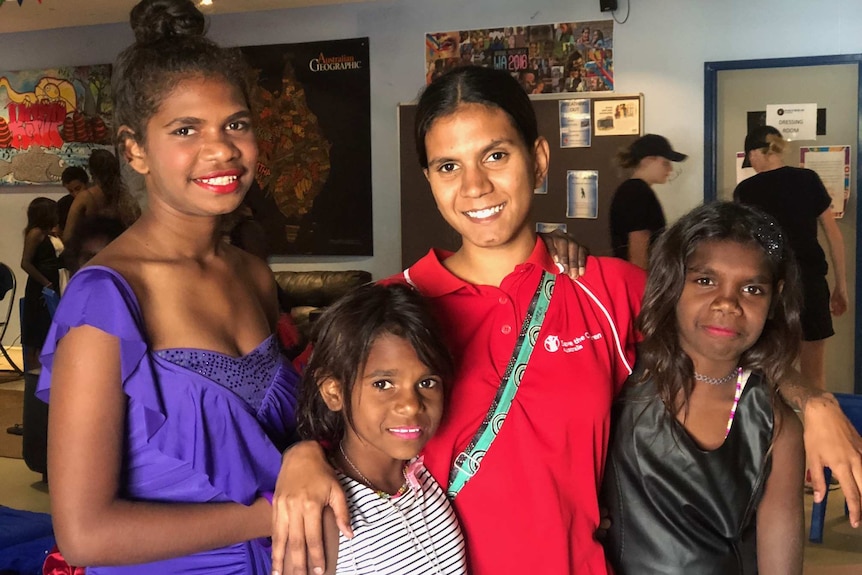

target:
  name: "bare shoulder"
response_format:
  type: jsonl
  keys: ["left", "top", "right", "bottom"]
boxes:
{"left": 240, "top": 247, "right": 275, "bottom": 288}
{"left": 85, "top": 230, "right": 139, "bottom": 273}
{"left": 24, "top": 227, "right": 46, "bottom": 243}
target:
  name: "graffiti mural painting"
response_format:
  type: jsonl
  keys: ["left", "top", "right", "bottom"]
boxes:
{"left": 0, "top": 64, "right": 112, "bottom": 186}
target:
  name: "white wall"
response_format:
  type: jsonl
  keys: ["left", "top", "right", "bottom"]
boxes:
{"left": 4, "top": 0, "right": 862, "bottom": 348}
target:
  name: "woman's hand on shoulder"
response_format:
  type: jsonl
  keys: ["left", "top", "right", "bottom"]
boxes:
{"left": 538, "top": 229, "right": 588, "bottom": 279}
{"left": 802, "top": 392, "right": 862, "bottom": 527}
{"left": 271, "top": 441, "right": 352, "bottom": 575}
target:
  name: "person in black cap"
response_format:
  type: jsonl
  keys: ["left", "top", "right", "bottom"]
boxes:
{"left": 734, "top": 125, "right": 847, "bottom": 390}
{"left": 609, "top": 134, "right": 687, "bottom": 268}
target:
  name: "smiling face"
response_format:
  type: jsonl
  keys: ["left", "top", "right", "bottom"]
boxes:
{"left": 676, "top": 240, "right": 775, "bottom": 377}
{"left": 124, "top": 75, "right": 258, "bottom": 218}
{"left": 423, "top": 103, "right": 548, "bottom": 257}
{"left": 322, "top": 332, "right": 444, "bottom": 486}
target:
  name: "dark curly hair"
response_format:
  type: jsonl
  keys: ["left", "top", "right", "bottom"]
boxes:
{"left": 112, "top": 0, "right": 252, "bottom": 154}
{"left": 637, "top": 201, "right": 802, "bottom": 415}
{"left": 296, "top": 283, "right": 454, "bottom": 446}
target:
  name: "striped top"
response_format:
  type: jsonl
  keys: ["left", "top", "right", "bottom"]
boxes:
{"left": 335, "top": 460, "right": 467, "bottom": 575}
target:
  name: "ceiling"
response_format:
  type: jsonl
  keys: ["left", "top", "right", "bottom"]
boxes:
{"left": 0, "top": 0, "right": 366, "bottom": 34}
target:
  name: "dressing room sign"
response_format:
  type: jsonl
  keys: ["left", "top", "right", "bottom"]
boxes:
{"left": 766, "top": 103, "right": 817, "bottom": 141}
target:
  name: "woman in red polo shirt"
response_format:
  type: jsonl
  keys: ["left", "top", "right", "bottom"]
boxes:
{"left": 270, "top": 67, "right": 862, "bottom": 575}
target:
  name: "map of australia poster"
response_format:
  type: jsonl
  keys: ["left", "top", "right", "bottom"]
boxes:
{"left": 241, "top": 37, "right": 372, "bottom": 257}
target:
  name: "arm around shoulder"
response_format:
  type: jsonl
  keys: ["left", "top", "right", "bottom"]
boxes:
{"left": 777, "top": 367, "right": 862, "bottom": 524}
{"left": 756, "top": 397, "right": 804, "bottom": 575}
{"left": 271, "top": 441, "right": 352, "bottom": 575}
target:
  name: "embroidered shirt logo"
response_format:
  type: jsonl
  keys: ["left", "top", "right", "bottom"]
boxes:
{"left": 543, "top": 332, "right": 604, "bottom": 353}
{"left": 544, "top": 335, "right": 561, "bottom": 352}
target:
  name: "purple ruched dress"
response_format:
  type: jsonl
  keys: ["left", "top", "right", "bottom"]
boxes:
{"left": 37, "top": 266, "right": 299, "bottom": 574}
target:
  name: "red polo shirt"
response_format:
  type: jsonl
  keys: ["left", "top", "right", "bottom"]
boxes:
{"left": 388, "top": 239, "right": 645, "bottom": 574}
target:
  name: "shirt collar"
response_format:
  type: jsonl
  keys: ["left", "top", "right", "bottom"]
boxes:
{"left": 404, "top": 238, "right": 560, "bottom": 298}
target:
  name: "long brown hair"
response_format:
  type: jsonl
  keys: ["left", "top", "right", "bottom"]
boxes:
{"left": 296, "top": 283, "right": 453, "bottom": 446}
{"left": 637, "top": 202, "right": 802, "bottom": 415}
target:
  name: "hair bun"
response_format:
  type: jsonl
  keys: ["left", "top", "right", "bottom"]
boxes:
{"left": 130, "top": 0, "right": 205, "bottom": 45}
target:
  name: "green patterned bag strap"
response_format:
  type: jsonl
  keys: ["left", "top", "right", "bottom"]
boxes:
{"left": 447, "top": 270, "right": 555, "bottom": 499}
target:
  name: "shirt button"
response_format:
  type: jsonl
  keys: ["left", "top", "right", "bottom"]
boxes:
{"left": 499, "top": 296, "right": 508, "bottom": 305}
{"left": 501, "top": 325, "right": 512, "bottom": 335}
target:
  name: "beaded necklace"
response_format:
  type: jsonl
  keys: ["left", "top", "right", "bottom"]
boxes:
{"left": 339, "top": 441, "right": 409, "bottom": 499}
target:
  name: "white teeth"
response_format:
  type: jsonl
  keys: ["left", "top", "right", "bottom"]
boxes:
{"left": 199, "top": 175, "right": 237, "bottom": 186}
{"left": 465, "top": 204, "right": 504, "bottom": 219}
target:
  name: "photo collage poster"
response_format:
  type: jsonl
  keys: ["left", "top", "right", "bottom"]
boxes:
{"left": 426, "top": 20, "right": 613, "bottom": 95}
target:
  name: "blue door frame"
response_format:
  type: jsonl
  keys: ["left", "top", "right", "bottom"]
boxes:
{"left": 704, "top": 54, "right": 862, "bottom": 394}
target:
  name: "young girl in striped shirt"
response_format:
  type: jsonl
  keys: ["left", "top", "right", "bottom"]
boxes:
{"left": 602, "top": 202, "right": 805, "bottom": 575}
{"left": 295, "top": 282, "right": 466, "bottom": 575}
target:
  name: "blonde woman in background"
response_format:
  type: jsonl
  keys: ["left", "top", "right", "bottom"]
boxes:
{"left": 609, "top": 134, "right": 687, "bottom": 269}
{"left": 734, "top": 125, "right": 848, "bottom": 390}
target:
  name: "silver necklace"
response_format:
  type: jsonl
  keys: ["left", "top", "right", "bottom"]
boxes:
{"left": 694, "top": 367, "right": 739, "bottom": 385}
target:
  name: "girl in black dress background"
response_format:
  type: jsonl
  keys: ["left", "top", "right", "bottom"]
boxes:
{"left": 20, "top": 197, "right": 61, "bottom": 370}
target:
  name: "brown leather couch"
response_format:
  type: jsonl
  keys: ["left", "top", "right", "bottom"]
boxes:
{"left": 273, "top": 270, "right": 372, "bottom": 347}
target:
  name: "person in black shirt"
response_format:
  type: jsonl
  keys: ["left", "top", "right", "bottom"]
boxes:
{"left": 734, "top": 125, "right": 848, "bottom": 390}
{"left": 58, "top": 166, "right": 89, "bottom": 236}
{"left": 609, "top": 134, "right": 687, "bottom": 268}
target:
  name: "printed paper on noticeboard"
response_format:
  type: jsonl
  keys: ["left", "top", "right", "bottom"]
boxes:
{"left": 566, "top": 170, "right": 598, "bottom": 219}
{"left": 593, "top": 98, "right": 639, "bottom": 136}
{"left": 559, "top": 99, "right": 591, "bottom": 148}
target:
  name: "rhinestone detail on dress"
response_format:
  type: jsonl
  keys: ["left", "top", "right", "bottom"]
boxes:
{"left": 156, "top": 336, "right": 279, "bottom": 411}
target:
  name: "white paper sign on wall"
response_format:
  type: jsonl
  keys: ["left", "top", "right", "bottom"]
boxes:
{"left": 766, "top": 103, "right": 817, "bottom": 141}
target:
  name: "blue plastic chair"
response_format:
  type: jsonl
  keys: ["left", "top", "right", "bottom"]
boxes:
{"left": 808, "top": 392, "right": 862, "bottom": 543}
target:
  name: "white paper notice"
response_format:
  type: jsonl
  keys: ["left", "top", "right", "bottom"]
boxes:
{"left": 559, "top": 99, "right": 591, "bottom": 148}
{"left": 593, "top": 98, "right": 640, "bottom": 136}
{"left": 800, "top": 146, "right": 851, "bottom": 218}
{"left": 766, "top": 103, "right": 816, "bottom": 141}
{"left": 566, "top": 170, "right": 598, "bottom": 219}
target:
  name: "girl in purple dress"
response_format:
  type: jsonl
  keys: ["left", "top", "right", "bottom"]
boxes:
{"left": 36, "top": 0, "right": 299, "bottom": 573}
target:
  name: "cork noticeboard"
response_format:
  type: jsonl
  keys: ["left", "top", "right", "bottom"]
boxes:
{"left": 398, "top": 94, "right": 644, "bottom": 269}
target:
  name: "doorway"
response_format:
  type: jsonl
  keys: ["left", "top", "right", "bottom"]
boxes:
{"left": 704, "top": 54, "right": 862, "bottom": 394}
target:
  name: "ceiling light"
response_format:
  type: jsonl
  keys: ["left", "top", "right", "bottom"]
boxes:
{"left": 199, "top": 0, "right": 213, "bottom": 6}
